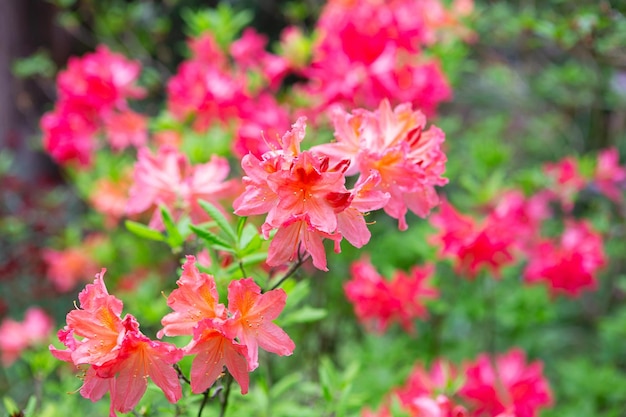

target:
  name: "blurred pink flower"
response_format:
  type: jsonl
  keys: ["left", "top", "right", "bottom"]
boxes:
{"left": 543, "top": 157, "right": 586, "bottom": 212}
{"left": 41, "top": 45, "right": 145, "bottom": 167}
{"left": 42, "top": 235, "right": 104, "bottom": 292}
{"left": 89, "top": 173, "right": 132, "bottom": 228}
{"left": 593, "top": 147, "right": 626, "bottom": 202}
{"left": 303, "top": 0, "right": 459, "bottom": 113}
{"left": 57, "top": 45, "right": 144, "bottom": 114}
{"left": 103, "top": 110, "right": 148, "bottom": 151}
{"left": 344, "top": 257, "right": 438, "bottom": 333}
{"left": 396, "top": 359, "right": 467, "bottom": 417}
{"left": 0, "top": 307, "right": 54, "bottom": 366}
{"left": 459, "top": 348, "right": 553, "bottom": 417}
{"left": 126, "top": 146, "right": 235, "bottom": 229}
{"left": 524, "top": 220, "right": 606, "bottom": 297}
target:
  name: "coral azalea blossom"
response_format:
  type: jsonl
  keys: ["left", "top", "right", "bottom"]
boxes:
{"left": 50, "top": 270, "right": 182, "bottom": 417}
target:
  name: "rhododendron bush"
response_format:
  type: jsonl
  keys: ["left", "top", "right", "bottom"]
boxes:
{"left": 3, "top": 1, "right": 626, "bottom": 416}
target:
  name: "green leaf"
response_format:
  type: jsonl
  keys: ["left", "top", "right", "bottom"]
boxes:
{"left": 236, "top": 216, "right": 247, "bottom": 239}
{"left": 280, "top": 306, "right": 327, "bottom": 326}
{"left": 2, "top": 396, "right": 20, "bottom": 414}
{"left": 190, "top": 224, "right": 234, "bottom": 252}
{"left": 160, "top": 206, "right": 184, "bottom": 249}
{"left": 238, "top": 223, "right": 262, "bottom": 255}
{"left": 198, "top": 200, "right": 237, "bottom": 243}
{"left": 125, "top": 220, "right": 165, "bottom": 242}
{"left": 23, "top": 396, "right": 36, "bottom": 417}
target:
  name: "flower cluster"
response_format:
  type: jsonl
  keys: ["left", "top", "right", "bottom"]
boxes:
{"left": 50, "top": 256, "right": 294, "bottom": 414}
{"left": 544, "top": 147, "right": 626, "bottom": 209}
{"left": 158, "top": 255, "right": 295, "bottom": 393}
{"left": 50, "top": 270, "right": 183, "bottom": 417}
{"left": 234, "top": 117, "right": 389, "bottom": 271}
{"left": 166, "top": 32, "right": 291, "bottom": 157}
{"left": 41, "top": 46, "right": 146, "bottom": 167}
{"left": 428, "top": 147, "right": 623, "bottom": 297}
{"left": 344, "top": 257, "right": 438, "bottom": 333}
{"left": 0, "top": 307, "right": 53, "bottom": 366}
{"left": 302, "top": 0, "right": 465, "bottom": 113}
{"left": 367, "top": 348, "right": 552, "bottom": 417}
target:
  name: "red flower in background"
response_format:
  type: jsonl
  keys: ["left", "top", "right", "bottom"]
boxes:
{"left": 344, "top": 257, "right": 438, "bottom": 333}
{"left": 299, "top": 0, "right": 473, "bottom": 115}
{"left": 524, "top": 220, "right": 606, "bottom": 297}
{"left": 543, "top": 157, "right": 586, "bottom": 212}
{"left": 42, "top": 45, "right": 146, "bottom": 167}
{"left": 396, "top": 359, "right": 467, "bottom": 417}
{"left": 429, "top": 200, "right": 517, "bottom": 278}
{"left": 459, "top": 349, "right": 552, "bottom": 417}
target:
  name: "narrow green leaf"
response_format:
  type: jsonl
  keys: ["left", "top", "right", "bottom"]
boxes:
{"left": 125, "top": 220, "right": 165, "bottom": 242}
{"left": 190, "top": 224, "right": 234, "bottom": 251}
{"left": 280, "top": 306, "right": 328, "bottom": 326}
{"left": 198, "top": 199, "right": 237, "bottom": 243}
{"left": 236, "top": 216, "right": 247, "bottom": 239}
{"left": 160, "top": 206, "right": 183, "bottom": 249}
{"left": 2, "top": 396, "right": 20, "bottom": 414}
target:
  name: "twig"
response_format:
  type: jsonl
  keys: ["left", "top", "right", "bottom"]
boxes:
{"left": 219, "top": 373, "right": 234, "bottom": 417}
{"left": 270, "top": 251, "right": 310, "bottom": 291}
{"left": 197, "top": 387, "right": 211, "bottom": 417}
{"left": 174, "top": 363, "right": 190, "bottom": 385}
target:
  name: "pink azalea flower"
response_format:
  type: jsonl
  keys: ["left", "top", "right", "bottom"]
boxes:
{"left": 103, "top": 110, "right": 148, "bottom": 151}
{"left": 89, "top": 173, "right": 132, "bottom": 228}
{"left": 230, "top": 28, "right": 289, "bottom": 89}
{"left": 50, "top": 270, "right": 183, "bottom": 416}
{"left": 57, "top": 45, "right": 144, "bottom": 114}
{"left": 593, "top": 147, "right": 626, "bottom": 202}
{"left": 344, "top": 257, "right": 438, "bottom": 333}
{"left": 487, "top": 190, "right": 552, "bottom": 252}
{"left": 185, "top": 318, "right": 249, "bottom": 394}
{"left": 543, "top": 156, "right": 586, "bottom": 212}
{"left": 158, "top": 255, "right": 226, "bottom": 338}
{"left": 314, "top": 99, "right": 447, "bottom": 230}
{"left": 224, "top": 278, "right": 295, "bottom": 371}
{"left": 303, "top": 0, "right": 455, "bottom": 113}
{"left": 234, "top": 117, "right": 386, "bottom": 270}
{"left": 126, "top": 146, "right": 235, "bottom": 229}
{"left": 429, "top": 200, "right": 517, "bottom": 279}
{"left": 523, "top": 220, "right": 606, "bottom": 297}
{"left": 41, "top": 45, "right": 145, "bottom": 167}
{"left": 396, "top": 359, "right": 467, "bottom": 417}
{"left": 459, "top": 348, "right": 553, "bottom": 417}
{"left": 41, "top": 105, "right": 98, "bottom": 167}
{"left": 0, "top": 307, "right": 54, "bottom": 366}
